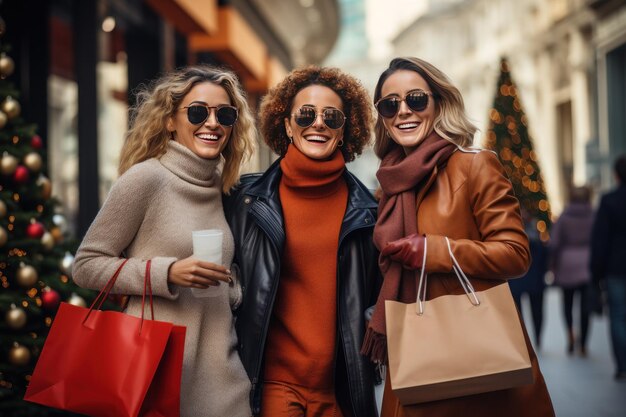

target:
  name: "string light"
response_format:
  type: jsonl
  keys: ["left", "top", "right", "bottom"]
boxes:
{"left": 536, "top": 220, "right": 547, "bottom": 232}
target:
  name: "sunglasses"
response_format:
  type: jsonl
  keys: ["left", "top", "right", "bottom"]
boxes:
{"left": 375, "top": 89, "right": 433, "bottom": 118}
{"left": 180, "top": 104, "right": 238, "bottom": 127}
{"left": 292, "top": 105, "right": 346, "bottom": 130}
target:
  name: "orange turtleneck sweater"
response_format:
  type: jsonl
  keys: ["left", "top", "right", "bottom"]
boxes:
{"left": 263, "top": 144, "right": 349, "bottom": 389}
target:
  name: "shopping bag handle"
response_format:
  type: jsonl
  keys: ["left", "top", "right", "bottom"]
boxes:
{"left": 140, "top": 260, "right": 155, "bottom": 332}
{"left": 416, "top": 237, "right": 480, "bottom": 315}
{"left": 83, "top": 259, "right": 156, "bottom": 330}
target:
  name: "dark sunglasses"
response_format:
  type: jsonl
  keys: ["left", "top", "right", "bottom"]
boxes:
{"left": 180, "top": 104, "right": 238, "bottom": 127}
{"left": 292, "top": 105, "right": 346, "bottom": 130}
{"left": 375, "top": 89, "right": 433, "bottom": 118}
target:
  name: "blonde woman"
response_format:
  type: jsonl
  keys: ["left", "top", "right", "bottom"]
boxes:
{"left": 363, "top": 57, "right": 555, "bottom": 416}
{"left": 73, "top": 65, "right": 256, "bottom": 417}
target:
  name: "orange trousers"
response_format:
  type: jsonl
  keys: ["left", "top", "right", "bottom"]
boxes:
{"left": 259, "top": 381, "right": 345, "bottom": 417}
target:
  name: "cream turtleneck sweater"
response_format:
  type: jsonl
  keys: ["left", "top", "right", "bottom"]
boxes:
{"left": 73, "top": 140, "right": 251, "bottom": 417}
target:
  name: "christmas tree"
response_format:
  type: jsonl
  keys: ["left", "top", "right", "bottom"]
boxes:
{"left": 485, "top": 57, "right": 551, "bottom": 242}
{"left": 0, "top": 15, "right": 104, "bottom": 416}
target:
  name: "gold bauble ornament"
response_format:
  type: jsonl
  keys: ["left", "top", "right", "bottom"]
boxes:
{"left": 6, "top": 304, "right": 27, "bottom": 329}
{"left": 50, "top": 226, "right": 63, "bottom": 243}
{"left": 24, "top": 152, "right": 42, "bottom": 172}
{"left": 0, "top": 54, "right": 15, "bottom": 78}
{"left": 0, "top": 226, "right": 8, "bottom": 246}
{"left": 67, "top": 293, "right": 87, "bottom": 308}
{"left": 8, "top": 343, "right": 31, "bottom": 366}
{"left": 0, "top": 199, "right": 6, "bottom": 217}
{"left": 1, "top": 152, "right": 18, "bottom": 175}
{"left": 41, "top": 231, "right": 54, "bottom": 251}
{"left": 37, "top": 175, "right": 52, "bottom": 199}
{"left": 2, "top": 96, "right": 20, "bottom": 119}
{"left": 16, "top": 263, "right": 38, "bottom": 287}
{"left": 0, "top": 110, "right": 7, "bottom": 129}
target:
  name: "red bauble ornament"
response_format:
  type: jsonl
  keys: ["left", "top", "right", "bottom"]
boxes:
{"left": 26, "top": 221, "right": 45, "bottom": 239}
{"left": 31, "top": 135, "right": 43, "bottom": 149}
{"left": 41, "top": 287, "right": 61, "bottom": 311}
{"left": 13, "top": 165, "right": 29, "bottom": 183}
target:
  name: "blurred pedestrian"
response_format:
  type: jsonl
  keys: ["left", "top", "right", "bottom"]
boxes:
{"left": 550, "top": 186, "right": 594, "bottom": 356}
{"left": 363, "top": 56, "right": 554, "bottom": 417}
{"left": 74, "top": 65, "right": 256, "bottom": 416}
{"left": 591, "top": 155, "right": 626, "bottom": 380}
{"left": 226, "top": 66, "right": 381, "bottom": 417}
{"left": 509, "top": 208, "right": 548, "bottom": 349}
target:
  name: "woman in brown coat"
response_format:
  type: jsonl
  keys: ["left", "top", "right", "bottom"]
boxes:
{"left": 362, "top": 57, "right": 555, "bottom": 416}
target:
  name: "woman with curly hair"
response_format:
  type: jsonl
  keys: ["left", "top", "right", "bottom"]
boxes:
{"left": 225, "top": 66, "right": 382, "bottom": 417}
{"left": 74, "top": 65, "right": 256, "bottom": 416}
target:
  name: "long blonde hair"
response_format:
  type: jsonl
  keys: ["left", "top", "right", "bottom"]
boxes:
{"left": 373, "top": 57, "right": 477, "bottom": 158}
{"left": 119, "top": 65, "right": 256, "bottom": 193}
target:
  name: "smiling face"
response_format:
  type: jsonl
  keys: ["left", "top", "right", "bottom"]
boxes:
{"left": 379, "top": 69, "right": 436, "bottom": 153}
{"left": 284, "top": 85, "right": 344, "bottom": 160}
{"left": 167, "top": 82, "right": 233, "bottom": 160}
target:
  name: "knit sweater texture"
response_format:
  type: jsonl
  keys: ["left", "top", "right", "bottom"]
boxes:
{"left": 73, "top": 140, "right": 251, "bottom": 417}
{"left": 263, "top": 144, "right": 348, "bottom": 388}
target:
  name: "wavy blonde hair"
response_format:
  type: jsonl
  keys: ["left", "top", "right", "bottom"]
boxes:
{"left": 119, "top": 65, "right": 256, "bottom": 193}
{"left": 373, "top": 57, "right": 478, "bottom": 158}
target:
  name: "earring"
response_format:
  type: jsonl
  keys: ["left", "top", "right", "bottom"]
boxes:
{"left": 288, "top": 136, "right": 293, "bottom": 143}
{"left": 338, "top": 139, "right": 344, "bottom": 147}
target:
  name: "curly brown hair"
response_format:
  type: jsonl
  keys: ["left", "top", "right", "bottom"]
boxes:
{"left": 259, "top": 66, "right": 373, "bottom": 162}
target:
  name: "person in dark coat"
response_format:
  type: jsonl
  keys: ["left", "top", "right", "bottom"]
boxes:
{"left": 509, "top": 209, "right": 548, "bottom": 349}
{"left": 550, "top": 186, "right": 594, "bottom": 356}
{"left": 591, "top": 155, "right": 626, "bottom": 379}
{"left": 225, "top": 66, "right": 382, "bottom": 417}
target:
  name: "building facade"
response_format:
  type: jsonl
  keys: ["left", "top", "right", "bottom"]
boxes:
{"left": 1, "top": 0, "right": 341, "bottom": 235}
{"left": 393, "top": 0, "right": 626, "bottom": 213}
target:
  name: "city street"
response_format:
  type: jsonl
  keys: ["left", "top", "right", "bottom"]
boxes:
{"left": 532, "top": 287, "right": 626, "bottom": 417}
{"left": 375, "top": 287, "right": 626, "bottom": 416}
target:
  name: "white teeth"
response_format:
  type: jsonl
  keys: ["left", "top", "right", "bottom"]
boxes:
{"left": 197, "top": 134, "right": 219, "bottom": 140}
{"left": 305, "top": 135, "right": 328, "bottom": 142}
{"left": 398, "top": 123, "right": 419, "bottom": 129}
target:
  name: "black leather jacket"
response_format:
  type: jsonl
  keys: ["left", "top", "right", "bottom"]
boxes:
{"left": 224, "top": 159, "right": 382, "bottom": 417}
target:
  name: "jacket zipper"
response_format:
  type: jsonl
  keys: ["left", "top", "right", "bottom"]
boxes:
{"left": 336, "top": 234, "right": 366, "bottom": 417}
{"left": 249, "top": 201, "right": 282, "bottom": 414}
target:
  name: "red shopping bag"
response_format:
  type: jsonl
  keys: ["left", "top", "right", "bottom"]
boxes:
{"left": 24, "top": 260, "right": 186, "bottom": 417}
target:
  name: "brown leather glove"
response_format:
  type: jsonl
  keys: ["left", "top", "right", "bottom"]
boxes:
{"left": 381, "top": 233, "right": 426, "bottom": 270}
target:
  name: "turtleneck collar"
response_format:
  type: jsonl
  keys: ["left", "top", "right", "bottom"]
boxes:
{"left": 280, "top": 144, "right": 346, "bottom": 198}
{"left": 159, "top": 140, "right": 221, "bottom": 187}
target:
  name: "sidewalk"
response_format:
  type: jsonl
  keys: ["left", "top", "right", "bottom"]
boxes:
{"left": 532, "top": 287, "right": 626, "bottom": 417}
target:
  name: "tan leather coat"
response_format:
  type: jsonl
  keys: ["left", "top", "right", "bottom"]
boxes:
{"left": 381, "top": 149, "right": 555, "bottom": 417}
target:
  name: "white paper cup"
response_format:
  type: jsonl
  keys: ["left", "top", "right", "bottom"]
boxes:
{"left": 190, "top": 229, "right": 224, "bottom": 298}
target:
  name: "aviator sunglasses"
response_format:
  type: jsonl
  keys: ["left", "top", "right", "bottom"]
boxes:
{"left": 292, "top": 105, "right": 346, "bottom": 130}
{"left": 180, "top": 104, "right": 238, "bottom": 127}
{"left": 375, "top": 89, "right": 433, "bottom": 118}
